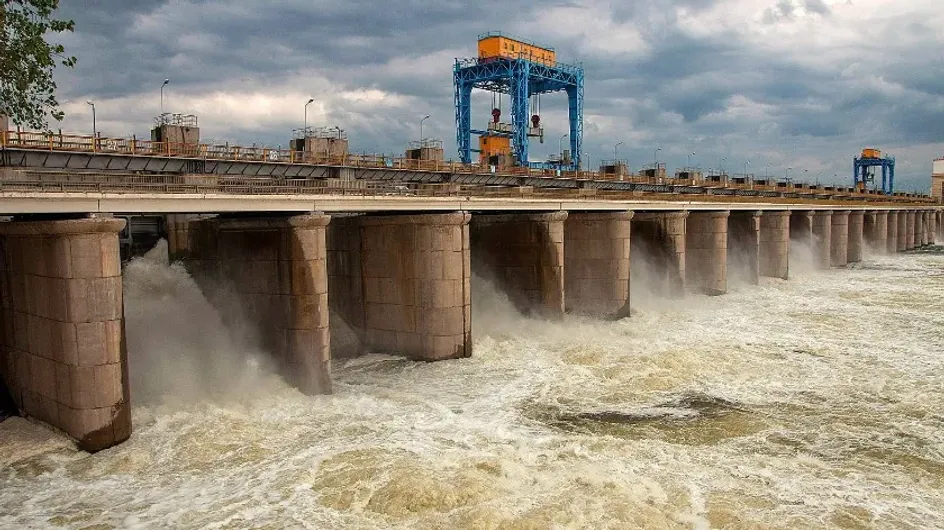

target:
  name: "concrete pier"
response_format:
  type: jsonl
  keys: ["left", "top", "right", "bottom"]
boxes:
{"left": 0, "top": 217, "right": 130, "bottom": 452}
{"left": 886, "top": 211, "right": 899, "bottom": 253}
{"left": 906, "top": 211, "right": 916, "bottom": 250}
{"left": 789, "top": 210, "right": 814, "bottom": 263}
{"left": 811, "top": 211, "right": 833, "bottom": 269}
{"left": 564, "top": 212, "right": 633, "bottom": 317}
{"left": 864, "top": 210, "right": 888, "bottom": 254}
{"left": 847, "top": 210, "right": 864, "bottom": 263}
{"left": 830, "top": 211, "right": 850, "bottom": 267}
{"left": 187, "top": 215, "right": 332, "bottom": 394}
{"left": 916, "top": 212, "right": 926, "bottom": 247}
{"left": 470, "top": 212, "right": 566, "bottom": 317}
{"left": 897, "top": 211, "right": 908, "bottom": 251}
{"left": 934, "top": 211, "right": 941, "bottom": 244}
{"left": 631, "top": 212, "right": 688, "bottom": 298}
{"left": 759, "top": 211, "right": 791, "bottom": 279}
{"left": 166, "top": 214, "right": 195, "bottom": 261}
{"left": 728, "top": 211, "right": 761, "bottom": 285}
{"left": 685, "top": 211, "right": 729, "bottom": 295}
{"left": 328, "top": 213, "right": 472, "bottom": 361}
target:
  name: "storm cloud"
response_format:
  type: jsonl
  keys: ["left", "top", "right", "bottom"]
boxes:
{"left": 46, "top": 0, "right": 944, "bottom": 191}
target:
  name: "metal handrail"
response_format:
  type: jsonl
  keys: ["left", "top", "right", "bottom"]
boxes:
{"left": 0, "top": 129, "right": 933, "bottom": 202}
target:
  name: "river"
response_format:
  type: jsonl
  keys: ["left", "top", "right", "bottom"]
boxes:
{"left": 1, "top": 241, "right": 942, "bottom": 529}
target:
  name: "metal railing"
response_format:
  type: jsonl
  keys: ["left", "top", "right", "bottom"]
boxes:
{"left": 0, "top": 129, "right": 934, "bottom": 203}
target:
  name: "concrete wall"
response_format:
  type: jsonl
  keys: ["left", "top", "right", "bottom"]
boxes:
{"left": 186, "top": 215, "right": 332, "bottom": 394}
{"left": 325, "top": 216, "right": 365, "bottom": 359}
{"left": 470, "top": 212, "right": 566, "bottom": 318}
{"left": 630, "top": 212, "right": 688, "bottom": 298}
{"left": 830, "top": 211, "right": 850, "bottom": 267}
{"left": 728, "top": 211, "right": 761, "bottom": 285}
{"left": 897, "top": 211, "right": 908, "bottom": 251}
{"left": 0, "top": 217, "right": 130, "bottom": 452}
{"left": 564, "top": 212, "right": 632, "bottom": 317}
{"left": 864, "top": 211, "right": 888, "bottom": 254}
{"left": 760, "top": 211, "right": 790, "bottom": 279}
{"left": 847, "top": 211, "right": 864, "bottom": 263}
{"left": 811, "top": 211, "right": 833, "bottom": 269}
{"left": 685, "top": 211, "right": 729, "bottom": 295}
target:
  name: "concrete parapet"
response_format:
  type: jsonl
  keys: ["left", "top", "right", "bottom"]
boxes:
{"left": 564, "top": 212, "right": 633, "bottom": 317}
{"left": 187, "top": 214, "right": 332, "bottom": 394}
{"left": 759, "top": 211, "right": 790, "bottom": 279}
{"left": 864, "top": 211, "right": 888, "bottom": 254}
{"left": 630, "top": 211, "right": 688, "bottom": 298}
{"left": 0, "top": 216, "right": 130, "bottom": 452}
{"left": 728, "top": 211, "right": 761, "bottom": 285}
{"left": 811, "top": 211, "right": 833, "bottom": 269}
{"left": 886, "top": 211, "right": 899, "bottom": 253}
{"left": 685, "top": 211, "right": 729, "bottom": 295}
{"left": 470, "top": 212, "right": 566, "bottom": 318}
{"left": 906, "top": 211, "right": 916, "bottom": 250}
{"left": 830, "top": 211, "right": 850, "bottom": 268}
{"left": 847, "top": 210, "right": 864, "bottom": 263}
{"left": 897, "top": 211, "right": 908, "bottom": 251}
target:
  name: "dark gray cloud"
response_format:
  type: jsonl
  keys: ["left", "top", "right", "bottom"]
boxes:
{"left": 46, "top": 0, "right": 944, "bottom": 192}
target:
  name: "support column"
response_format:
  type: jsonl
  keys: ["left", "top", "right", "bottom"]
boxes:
{"left": 564, "top": 212, "right": 633, "bottom": 317}
{"left": 847, "top": 210, "right": 864, "bottom": 263}
{"left": 760, "top": 210, "right": 790, "bottom": 279}
{"left": 359, "top": 213, "right": 472, "bottom": 360}
{"left": 0, "top": 217, "right": 130, "bottom": 452}
{"left": 935, "top": 211, "right": 941, "bottom": 244}
{"left": 789, "top": 210, "right": 814, "bottom": 266}
{"left": 897, "top": 211, "right": 908, "bottom": 251}
{"left": 916, "top": 211, "right": 926, "bottom": 247}
{"left": 830, "top": 211, "right": 850, "bottom": 268}
{"left": 886, "top": 211, "right": 899, "bottom": 253}
{"left": 728, "top": 211, "right": 761, "bottom": 285}
{"left": 685, "top": 211, "right": 729, "bottom": 295}
{"left": 864, "top": 210, "right": 888, "bottom": 254}
{"left": 630, "top": 212, "right": 688, "bottom": 298}
{"left": 165, "top": 214, "right": 198, "bottom": 261}
{"left": 187, "top": 214, "right": 332, "bottom": 394}
{"left": 906, "top": 211, "right": 916, "bottom": 250}
{"left": 470, "top": 212, "right": 565, "bottom": 318}
{"left": 811, "top": 211, "right": 832, "bottom": 269}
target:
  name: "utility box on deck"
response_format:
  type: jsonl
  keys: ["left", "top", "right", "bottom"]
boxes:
{"left": 405, "top": 139, "right": 445, "bottom": 162}
{"left": 151, "top": 114, "right": 200, "bottom": 152}
{"left": 291, "top": 127, "right": 349, "bottom": 161}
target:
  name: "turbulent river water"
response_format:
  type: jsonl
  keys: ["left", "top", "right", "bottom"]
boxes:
{"left": 1, "top": 241, "right": 943, "bottom": 529}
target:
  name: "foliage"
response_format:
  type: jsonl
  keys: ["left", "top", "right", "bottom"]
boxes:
{"left": 0, "top": 0, "right": 77, "bottom": 129}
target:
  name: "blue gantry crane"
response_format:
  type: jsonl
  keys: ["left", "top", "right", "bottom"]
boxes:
{"left": 854, "top": 148, "right": 895, "bottom": 193}
{"left": 454, "top": 32, "right": 584, "bottom": 170}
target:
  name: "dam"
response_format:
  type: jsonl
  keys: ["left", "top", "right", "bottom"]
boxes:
{"left": 0, "top": 146, "right": 941, "bottom": 451}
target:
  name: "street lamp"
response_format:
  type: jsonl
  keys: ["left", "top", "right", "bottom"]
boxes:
{"left": 304, "top": 98, "right": 314, "bottom": 135}
{"left": 559, "top": 133, "right": 568, "bottom": 165}
{"left": 614, "top": 141, "right": 624, "bottom": 161}
{"left": 765, "top": 164, "right": 769, "bottom": 178}
{"left": 420, "top": 114, "right": 430, "bottom": 143}
{"left": 785, "top": 167, "right": 792, "bottom": 181}
{"left": 688, "top": 151, "right": 695, "bottom": 168}
{"left": 719, "top": 157, "right": 726, "bottom": 174}
{"left": 583, "top": 151, "right": 592, "bottom": 172}
{"left": 744, "top": 159, "right": 750, "bottom": 176}
{"left": 654, "top": 146, "right": 662, "bottom": 167}
{"left": 86, "top": 101, "right": 96, "bottom": 150}
{"left": 160, "top": 79, "right": 169, "bottom": 117}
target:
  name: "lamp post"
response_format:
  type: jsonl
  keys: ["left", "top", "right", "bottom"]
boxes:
{"left": 559, "top": 133, "right": 568, "bottom": 166}
{"left": 744, "top": 159, "right": 750, "bottom": 176}
{"left": 654, "top": 146, "right": 662, "bottom": 168}
{"left": 785, "top": 167, "right": 792, "bottom": 181}
{"left": 688, "top": 151, "right": 695, "bottom": 168}
{"left": 160, "top": 79, "right": 169, "bottom": 117}
{"left": 718, "top": 157, "right": 726, "bottom": 174}
{"left": 86, "top": 101, "right": 96, "bottom": 150}
{"left": 420, "top": 114, "right": 430, "bottom": 143}
{"left": 614, "top": 141, "right": 623, "bottom": 161}
{"left": 304, "top": 98, "right": 314, "bottom": 135}
{"left": 583, "top": 151, "right": 591, "bottom": 172}
{"left": 765, "top": 164, "right": 769, "bottom": 179}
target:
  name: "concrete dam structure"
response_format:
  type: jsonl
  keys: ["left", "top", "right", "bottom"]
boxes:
{"left": 0, "top": 196, "right": 941, "bottom": 452}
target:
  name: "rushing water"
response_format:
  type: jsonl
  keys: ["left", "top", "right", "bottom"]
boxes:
{"left": 1, "top": 241, "right": 943, "bottom": 529}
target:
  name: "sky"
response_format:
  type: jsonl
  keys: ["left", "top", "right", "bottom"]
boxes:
{"left": 40, "top": 0, "right": 944, "bottom": 192}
